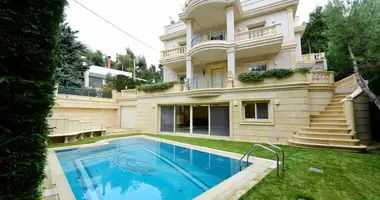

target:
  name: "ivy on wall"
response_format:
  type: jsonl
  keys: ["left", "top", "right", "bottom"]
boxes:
{"left": 238, "top": 67, "right": 311, "bottom": 82}
{"left": 136, "top": 81, "right": 178, "bottom": 93}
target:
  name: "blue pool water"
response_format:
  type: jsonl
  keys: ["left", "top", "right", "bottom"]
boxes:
{"left": 56, "top": 137, "right": 248, "bottom": 200}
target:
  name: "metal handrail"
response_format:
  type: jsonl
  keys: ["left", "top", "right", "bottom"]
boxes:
{"left": 264, "top": 142, "right": 285, "bottom": 173}
{"left": 239, "top": 143, "right": 284, "bottom": 176}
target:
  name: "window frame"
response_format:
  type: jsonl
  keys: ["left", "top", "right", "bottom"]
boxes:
{"left": 245, "top": 60, "right": 269, "bottom": 72}
{"left": 240, "top": 98, "right": 274, "bottom": 125}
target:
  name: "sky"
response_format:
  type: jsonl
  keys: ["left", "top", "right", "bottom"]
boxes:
{"left": 65, "top": 0, "right": 329, "bottom": 67}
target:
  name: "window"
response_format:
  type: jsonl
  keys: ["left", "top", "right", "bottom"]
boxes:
{"left": 246, "top": 61, "right": 268, "bottom": 72}
{"left": 248, "top": 65, "right": 267, "bottom": 71}
{"left": 248, "top": 24, "right": 265, "bottom": 30}
{"left": 89, "top": 76, "right": 103, "bottom": 88}
{"left": 178, "top": 74, "right": 186, "bottom": 84}
{"left": 243, "top": 101, "right": 269, "bottom": 120}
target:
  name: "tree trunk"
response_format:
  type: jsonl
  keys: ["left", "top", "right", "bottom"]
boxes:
{"left": 347, "top": 42, "right": 380, "bottom": 110}
{"left": 307, "top": 39, "right": 312, "bottom": 54}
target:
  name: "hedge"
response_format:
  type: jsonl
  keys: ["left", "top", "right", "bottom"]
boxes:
{"left": 136, "top": 81, "right": 178, "bottom": 93}
{"left": 0, "top": 0, "right": 66, "bottom": 199}
{"left": 238, "top": 67, "right": 312, "bottom": 82}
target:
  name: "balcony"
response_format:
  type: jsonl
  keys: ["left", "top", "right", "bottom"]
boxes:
{"left": 235, "top": 25, "right": 276, "bottom": 42}
{"left": 160, "top": 46, "right": 187, "bottom": 66}
{"left": 302, "top": 52, "right": 326, "bottom": 62}
{"left": 235, "top": 25, "right": 283, "bottom": 59}
{"left": 119, "top": 71, "right": 336, "bottom": 98}
{"left": 299, "top": 52, "right": 327, "bottom": 70}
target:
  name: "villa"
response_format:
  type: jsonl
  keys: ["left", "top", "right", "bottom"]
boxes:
{"left": 49, "top": 0, "right": 372, "bottom": 152}
{"left": 42, "top": 0, "right": 379, "bottom": 199}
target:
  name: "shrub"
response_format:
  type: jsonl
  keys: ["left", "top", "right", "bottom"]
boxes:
{"left": 293, "top": 67, "right": 312, "bottom": 74}
{"left": 114, "top": 74, "right": 148, "bottom": 92}
{"left": 238, "top": 71, "right": 265, "bottom": 82}
{"left": 262, "top": 68, "right": 294, "bottom": 78}
{"left": 237, "top": 68, "right": 310, "bottom": 83}
{"left": 0, "top": 0, "right": 66, "bottom": 199}
{"left": 136, "top": 81, "right": 178, "bottom": 93}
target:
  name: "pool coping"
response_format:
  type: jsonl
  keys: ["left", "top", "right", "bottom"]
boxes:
{"left": 47, "top": 135, "right": 276, "bottom": 200}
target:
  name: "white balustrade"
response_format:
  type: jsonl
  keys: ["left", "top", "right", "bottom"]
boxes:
{"left": 302, "top": 52, "right": 326, "bottom": 61}
{"left": 160, "top": 46, "right": 186, "bottom": 58}
{"left": 308, "top": 70, "right": 334, "bottom": 84}
{"left": 235, "top": 25, "right": 277, "bottom": 42}
{"left": 121, "top": 89, "right": 138, "bottom": 97}
{"left": 335, "top": 74, "right": 358, "bottom": 89}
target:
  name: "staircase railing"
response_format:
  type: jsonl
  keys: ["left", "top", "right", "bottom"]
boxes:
{"left": 239, "top": 143, "right": 285, "bottom": 176}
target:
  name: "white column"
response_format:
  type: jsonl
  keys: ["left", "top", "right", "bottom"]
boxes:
{"left": 226, "top": 6, "right": 235, "bottom": 41}
{"left": 227, "top": 47, "right": 236, "bottom": 77}
{"left": 185, "top": 19, "right": 193, "bottom": 52}
{"left": 84, "top": 70, "right": 89, "bottom": 88}
{"left": 186, "top": 56, "right": 193, "bottom": 79}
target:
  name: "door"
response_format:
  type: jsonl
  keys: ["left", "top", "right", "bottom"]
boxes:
{"left": 212, "top": 68, "right": 225, "bottom": 88}
{"left": 121, "top": 107, "right": 136, "bottom": 129}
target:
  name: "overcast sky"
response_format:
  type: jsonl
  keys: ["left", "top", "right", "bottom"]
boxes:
{"left": 65, "top": 0, "right": 329, "bottom": 67}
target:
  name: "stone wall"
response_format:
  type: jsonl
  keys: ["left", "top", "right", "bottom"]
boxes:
{"left": 52, "top": 94, "right": 118, "bottom": 129}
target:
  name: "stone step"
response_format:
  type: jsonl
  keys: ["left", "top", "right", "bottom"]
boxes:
{"left": 297, "top": 131, "right": 355, "bottom": 139}
{"left": 293, "top": 135, "right": 360, "bottom": 146}
{"left": 329, "top": 102, "right": 344, "bottom": 105}
{"left": 311, "top": 114, "right": 345, "bottom": 118}
{"left": 288, "top": 139, "right": 367, "bottom": 153}
{"left": 320, "top": 110, "right": 344, "bottom": 115}
{"left": 310, "top": 118, "right": 347, "bottom": 123}
{"left": 325, "top": 106, "right": 344, "bottom": 111}
{"left": 310, "top": 122, "right": 349, "bottom": 128}
{"left": 302, "top": 127, "right": 351, "bottom": 134}
{"left": 332, "top": 94, "right": 348, "bottom": 99}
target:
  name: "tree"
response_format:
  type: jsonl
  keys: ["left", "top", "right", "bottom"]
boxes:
{"left": 56, "top": 22, "right": 88, "bottom": 87}
{"left": 0, "top": 0, "right": 66, "bottom": 199}
{"left": 324, "top": 0, "right": 380, "bottom": 108}
{"left": 84, "top": 49, "right": 106, "bottom": 67}
{"left": 301, "top": 6, "right": 328, "bottom": 54}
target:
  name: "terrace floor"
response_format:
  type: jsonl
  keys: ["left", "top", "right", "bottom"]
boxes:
{"left": 47, "top": 133, "right": 380, "bottom": 200}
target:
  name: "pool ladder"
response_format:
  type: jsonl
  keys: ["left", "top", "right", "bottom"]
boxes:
{"left": 239, "top": 142, "right": 285, "bottom": 176}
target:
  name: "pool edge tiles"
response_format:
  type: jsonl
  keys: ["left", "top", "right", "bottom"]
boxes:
{"left": 48, "top": 135, "right": 276, "bottom": 200}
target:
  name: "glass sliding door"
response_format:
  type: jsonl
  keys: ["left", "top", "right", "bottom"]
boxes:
{"left": 175, "top": 106, "right": 190, "bottom": 133}
{"left": 160, "top": 106, "right": 174, "bottom": 132}
{"left": 210, "top": 105, "right": 230, "bottom": 136}
{"left": 192, "top": 105, "right": 209, "bottom": 135}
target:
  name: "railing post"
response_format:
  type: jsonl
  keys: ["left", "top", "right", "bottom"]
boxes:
{"left": 184, "top": 78, "right": 189, "bottom": 91}
{"left": 226, "top": 72, "right": 234, "bottom": 88}
{"left": 344, "top": 96, "right": 356, "bottom": 135}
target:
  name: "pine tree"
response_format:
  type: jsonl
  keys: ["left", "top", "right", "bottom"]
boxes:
{"left": 56, "top": 22, "right": 88, "bottom": 87}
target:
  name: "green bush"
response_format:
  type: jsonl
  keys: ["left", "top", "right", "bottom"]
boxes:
{"left": 0, "top": 0, "right": 66, "bottom": 199}
{"left": 137, "top": 81, "right": 178, "bottom": 93}
{"left": 238, "top": 71, "right": 265, "bottom": 82}
{"left": 237, "top": 68, "right": 312, "bottom": 83}
{"left": 113, "top": 74, "right": 148, "bottom": 92}
{"left": 293, "top": 67, "right": 312, "bottom": 74}
{"left": 262, "top": 68, "right": 294, "bottom": 78}
{"left": 238, "top": 68, "right": 294, "bottom": 82}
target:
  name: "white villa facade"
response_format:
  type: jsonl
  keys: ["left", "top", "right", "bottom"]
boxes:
{"left": 49, "top": 0, "right": 372, "bottom": 152}
{"left": 83, "top": 65, "right": 133, "bottom": 88}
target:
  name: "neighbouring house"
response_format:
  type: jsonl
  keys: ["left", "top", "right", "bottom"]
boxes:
{"left": 83, "top": 65, "right": 133, "bottom": 88}
{"left": 49, "top": 0, "right": 373, "bottom": 152}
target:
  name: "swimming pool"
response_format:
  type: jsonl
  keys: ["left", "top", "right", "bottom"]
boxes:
{"left": 53, "top": 136, "right": 275, "bottom": 200}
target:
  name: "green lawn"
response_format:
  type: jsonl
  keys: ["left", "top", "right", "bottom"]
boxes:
{"left": 49, "top": 134, "right": 380, "bottom": 200}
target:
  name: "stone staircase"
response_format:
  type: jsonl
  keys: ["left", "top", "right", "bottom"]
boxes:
{"left": 289, "top": 92, "right": 367, "bottom": 152}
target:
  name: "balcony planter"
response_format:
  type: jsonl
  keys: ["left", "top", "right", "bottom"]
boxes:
{"left": 136, "top": 83, "right": 183, "bottom": 96}
{"left": 234, "top": 72, "right": 307, "bottom": 88}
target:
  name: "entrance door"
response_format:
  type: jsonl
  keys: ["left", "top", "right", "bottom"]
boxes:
{"left": 121, "top": 107, "right": 136, "bottom": 129}
{"left": 212, "top": 68, "right": 225, "bottom": 88}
